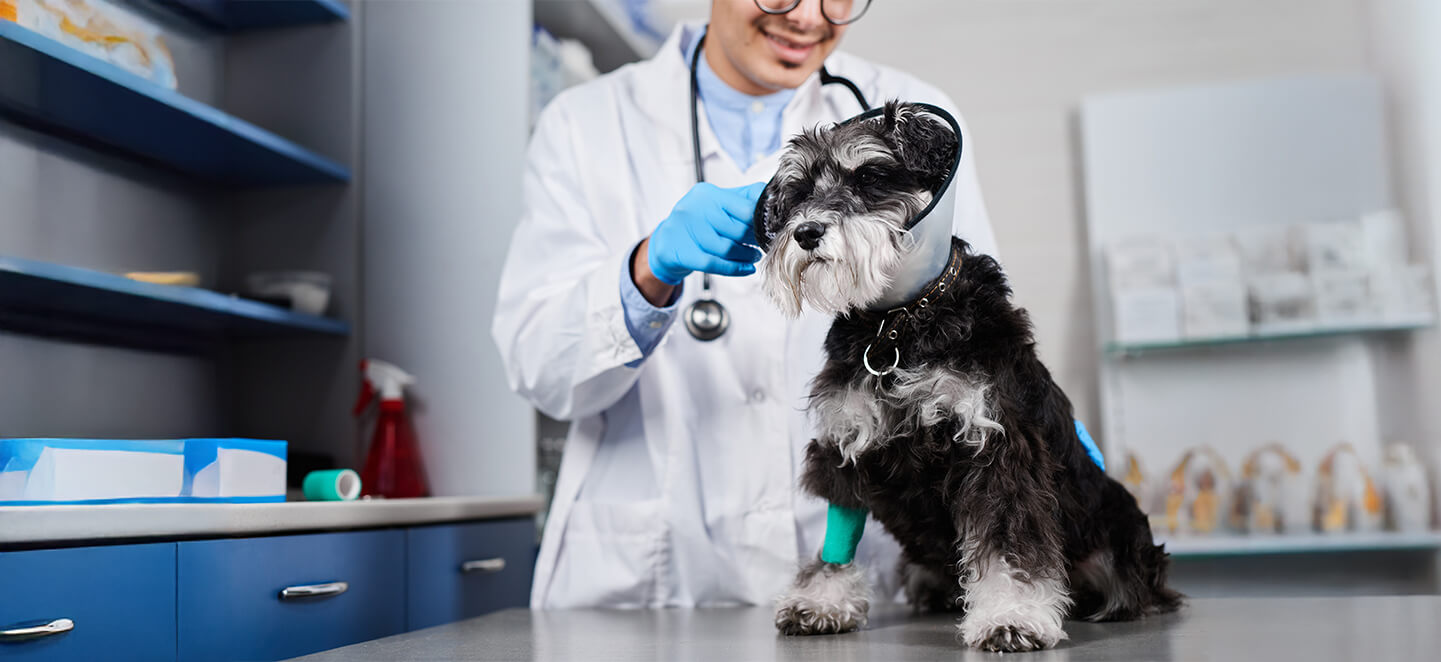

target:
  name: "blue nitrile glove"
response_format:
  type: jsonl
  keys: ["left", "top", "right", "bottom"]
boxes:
{"left": 1075, "top": 419, "right": 1105, "bottom": 471}
{"left": 647, "top": 182, "right": 766, "bottom": 286}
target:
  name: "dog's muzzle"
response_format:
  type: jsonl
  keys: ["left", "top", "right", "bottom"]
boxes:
{"left": 754, "top": 103, "right": 964, "bottom": 311}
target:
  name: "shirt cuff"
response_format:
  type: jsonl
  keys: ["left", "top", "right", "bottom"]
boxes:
{"left": 620, "top": 248, "right": 682, "bottom": 368}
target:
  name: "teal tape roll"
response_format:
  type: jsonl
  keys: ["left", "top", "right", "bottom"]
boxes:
{"left": 303, "top": 469, "right": 361, "bottom": 501}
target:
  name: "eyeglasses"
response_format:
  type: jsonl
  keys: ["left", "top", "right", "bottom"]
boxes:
{"left": 754, "top": 0, "right": 873, "bottom": 26}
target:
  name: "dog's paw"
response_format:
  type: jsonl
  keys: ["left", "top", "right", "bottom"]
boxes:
{"left": 969, "top": 623, "right": 1055, "bottom": 652}
{"left": 774, "top": 598, "right": 865, "bottom": 636}
{"left": 773, "top": 559, "right": 870, "bottom": 636}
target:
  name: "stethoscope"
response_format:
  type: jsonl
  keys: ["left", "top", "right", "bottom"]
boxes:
{"left": 683, "top": 31, "right": 872, "bottom": 341}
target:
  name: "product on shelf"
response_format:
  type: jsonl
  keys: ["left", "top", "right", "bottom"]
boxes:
{"left": 1162, "top": 446, "right": 1232, "bottom": 535}
{"left": 1105, "top": 237, "right": 1182, "bottom": 344}
{"left": 2, "top": 0, "right": 178, "bottom": 89}
{"left": 1232, "top": 443, "right": 1308, "bottom": 534}
{"left": 530, "top": 25, "right": 599, "bottom": 130}
{"left": 1381, "top": 442, "right": 1432, "bottom": 533}
{"left": 1314, "top": 443, "right": 1384, "bottom": 533}
{"left": 1174, "top": 235, "right": 1249, "bottom": 340}
{"left": 1120, "top": 451, "right": 1150, "bottom": 510}
{"left": 1237, "top": 224, "right": 1317, "bottom": 334}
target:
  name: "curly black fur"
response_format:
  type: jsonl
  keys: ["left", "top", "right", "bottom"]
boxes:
{"left": 801, "top": 238, "right": 1183, "bottom": 622}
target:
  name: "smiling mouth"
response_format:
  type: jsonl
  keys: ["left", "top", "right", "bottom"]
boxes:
{"left": 763, "top": 30, "right": 819, "bottom": 50}
{"left": 761, "top": 28, "right": 822, "bottom": 65}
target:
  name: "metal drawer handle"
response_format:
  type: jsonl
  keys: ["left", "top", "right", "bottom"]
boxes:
{"left": 0, "top": 618, "right": 74, "bottom": 641}
{"left": 460, "top": 558, "right": 506, "bottom": 574}
{"left": 279, "top": 581, "right": 349, "bottom": 600}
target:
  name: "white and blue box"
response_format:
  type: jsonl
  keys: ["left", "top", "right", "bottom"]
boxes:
{"left": 0, "top": 438, "right": 286, "bottom": 505}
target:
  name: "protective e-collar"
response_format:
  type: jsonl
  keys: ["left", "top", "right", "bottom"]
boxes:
{"left": 756, "top": 103, "right": 963, "bottom": 312}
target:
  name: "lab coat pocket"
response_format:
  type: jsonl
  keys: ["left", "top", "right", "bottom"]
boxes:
{"left": 546, "top": 498, "right": 667, "bottom": 608}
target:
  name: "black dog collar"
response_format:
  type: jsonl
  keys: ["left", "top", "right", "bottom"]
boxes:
{"left": 861, "top": 243, "right": 963, "bottom": 377}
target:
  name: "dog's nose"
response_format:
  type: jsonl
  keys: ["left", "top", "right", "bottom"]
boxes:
{"left": 794, "top": 222, "right": 826, "bottom": 251}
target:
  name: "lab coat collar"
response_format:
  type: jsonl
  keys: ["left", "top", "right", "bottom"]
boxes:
{"left": 634, "top": 23, "right": 832, "bottom": 168}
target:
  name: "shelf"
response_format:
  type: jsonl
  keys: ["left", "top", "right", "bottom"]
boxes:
{"left": 0, "top": 255, "right": 349, "bottom": 353}
{"left": 1157, "top": 531, "right": 1441, "bottom": 559}
{"left": 0, "top": 20, "right": 349, "bottom": 186}
{"left": 534, "top": 0, "right": 661, "bottom": 73}
{"left": 1106, "top": 319, "right": 1434, "bottom": 356}
{"left": 155, "top": 0, "right": 349, "bottom": 32}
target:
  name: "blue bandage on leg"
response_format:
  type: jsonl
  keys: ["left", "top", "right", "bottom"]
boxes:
{"left": 820, "top": 503, "right": 867, "bottom": 565}
{"left": 1075, "top": 419, "right": 1105, "bottom": 471}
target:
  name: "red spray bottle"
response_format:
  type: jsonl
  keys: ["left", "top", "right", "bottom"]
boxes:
{"left": 354, "top": 359, "right": 429, "bottom": 498}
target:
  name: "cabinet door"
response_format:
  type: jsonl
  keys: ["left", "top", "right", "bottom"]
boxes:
{"left": 178, "top": 529, "right": 405, "bottom": 661}
{"left": 406, "top": 518, "right": 534, "bottom": 630}
{"left": 0, "top": 543, "right": 177, "bottom": 662}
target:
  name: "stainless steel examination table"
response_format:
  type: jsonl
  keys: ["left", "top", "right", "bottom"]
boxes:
{"left": 289, "top": 597, "right": 1440, "bottom": 661}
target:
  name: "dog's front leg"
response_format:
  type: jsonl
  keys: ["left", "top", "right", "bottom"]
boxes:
{"left": 955, "top": 436, "right": 1072, "bottom": 652}
{"left": 776, "top": 441, "right": 872, "bottom": 635}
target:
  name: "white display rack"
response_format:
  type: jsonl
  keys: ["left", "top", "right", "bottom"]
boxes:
{"left": 1079, "top": 73, "right": 1410, "bottom": 480}
{"left": 1158, "top": 531, "right": 1441, "bottom": 559}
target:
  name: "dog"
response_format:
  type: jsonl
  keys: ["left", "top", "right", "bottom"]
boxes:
{"left": 755, "top": 102, "right": 1181, "bottom": 652}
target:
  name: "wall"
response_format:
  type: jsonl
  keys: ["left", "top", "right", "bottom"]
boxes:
{"left": 361, "top": 0, "right": 536, "bottom": 497}
{"left": 659, "top": 0, "right": 1374, "bottom": 427}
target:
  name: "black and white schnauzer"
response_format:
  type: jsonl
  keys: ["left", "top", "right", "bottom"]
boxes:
{"left": 755, "top": 102, "right": 1181, "bottom": 652}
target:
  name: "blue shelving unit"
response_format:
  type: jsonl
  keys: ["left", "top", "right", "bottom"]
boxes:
{"left": 0, "top": 20, "right": 349, "bottom": 186}
{"left": 0, "top": 256, "right": 349, "bottom": 353}
{"left": 156, "top": 0, "right": 350, "bottom": 32}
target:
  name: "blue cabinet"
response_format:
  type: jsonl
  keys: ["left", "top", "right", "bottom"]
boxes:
{"left": 177, "top": 530, "right": 406, "bottom": 661}
{"left": 406, "top": 518, "right": 535, "bottom": 630}
{"left": 2, "top": 517, "right": 533, "bottom": 660}
{"left": 0, "top": 543, "right": 177, "bottom": 662}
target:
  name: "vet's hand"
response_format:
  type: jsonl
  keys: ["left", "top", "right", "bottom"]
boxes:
{"left": 645, "top": 182, "right": 766, "bottom": 286}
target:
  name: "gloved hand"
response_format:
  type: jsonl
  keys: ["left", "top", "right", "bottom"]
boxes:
{"left": 646, "top": 182, "right": 766, "bottom": 286}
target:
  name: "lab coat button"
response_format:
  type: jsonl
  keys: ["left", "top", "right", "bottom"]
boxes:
{"left": 750, "top": 389, "right": 766, "bottom": 403}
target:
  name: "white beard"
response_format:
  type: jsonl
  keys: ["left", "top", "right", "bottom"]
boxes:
{"left": 760, "top": 213, "right": 912, "bottom": 317}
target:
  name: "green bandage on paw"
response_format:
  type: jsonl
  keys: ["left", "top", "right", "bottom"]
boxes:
{"left": 820, "top": 503, "right": 868, "bottom": 564}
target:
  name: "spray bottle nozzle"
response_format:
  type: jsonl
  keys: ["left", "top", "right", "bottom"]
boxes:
{"left": 353, "top": 359, "right": 416, "bottom": 417}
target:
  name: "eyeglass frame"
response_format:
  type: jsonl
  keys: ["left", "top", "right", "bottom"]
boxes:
{"left": 753, "top": 0, "right": 873, "bottom": 26}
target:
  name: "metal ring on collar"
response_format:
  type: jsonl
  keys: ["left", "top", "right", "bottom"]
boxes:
{"left": 863, "top": 344, "right": 900, "bottom": 377}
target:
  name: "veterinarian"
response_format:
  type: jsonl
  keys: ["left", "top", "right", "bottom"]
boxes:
{"left": 494, "top": 0, "right": 1098, "bottom": 608}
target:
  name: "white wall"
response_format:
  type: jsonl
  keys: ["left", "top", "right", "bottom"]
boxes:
{"left": 362, "top": 0, "right": 536, "bottom": 496}
{"left": 660, "top": 0, "right": 1374, "bottom": 426}
{"left": 1363, "top": 0, "right": 1441, "bottom": 509}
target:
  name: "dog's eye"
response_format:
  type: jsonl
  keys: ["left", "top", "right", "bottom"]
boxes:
{"left": 855, "top": 167, "right": 887, "bottom": 187}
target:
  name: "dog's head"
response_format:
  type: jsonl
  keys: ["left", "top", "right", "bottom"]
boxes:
{"left": 755, "top": 101, "right": 958, "bottom": 317}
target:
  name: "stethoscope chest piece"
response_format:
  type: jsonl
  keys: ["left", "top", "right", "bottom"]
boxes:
{"left": 684, "top": 276, "right": 729, "bottom": 341}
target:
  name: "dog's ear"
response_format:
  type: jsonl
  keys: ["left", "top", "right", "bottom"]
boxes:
{"left": 753, "top": 181, "right": 775, "bottom": 251}
{"left": 882, "top": 101, "right": 957, "bottom": 192}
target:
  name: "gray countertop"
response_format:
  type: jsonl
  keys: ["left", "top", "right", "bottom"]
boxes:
{"left": 289, "top": 597, "right": 1441, "bottom": 661}
{"left": 0, "top": 495, "right": 542, "bottom": 546}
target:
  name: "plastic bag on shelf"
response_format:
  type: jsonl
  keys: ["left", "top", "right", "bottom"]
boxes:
{"left": 1162, "top": 446, "right": 1233, "bottom": 536}
{"left": 1381, "top": 443, "right": 1432, "bottom": 533}
{"left": 1314, "top": 443, "right": 1384, "bottom": 533}
{"left": 2, "top": 0, "right": 177, "bottom": 89}
{"left": 1232, "top": 443, "right": 1309, "bottom": 534}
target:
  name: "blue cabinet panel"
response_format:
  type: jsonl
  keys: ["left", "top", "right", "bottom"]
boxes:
{"left": 178, "top": 529, "right": 405, "bottom": 661}
{"left": 406, "top": 518, "right": 535, "bottom": 630}
{"left": 0, "top": 543, "right": 177, "bottom": 662}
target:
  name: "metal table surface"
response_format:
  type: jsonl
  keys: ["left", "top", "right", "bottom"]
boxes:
{"left": 289, "top": 596, "right": 1441, "bottom": 661}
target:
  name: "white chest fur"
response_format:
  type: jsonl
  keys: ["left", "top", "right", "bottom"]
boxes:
{"left": 812, "top": 365, "right": 1004, "bottom": 464}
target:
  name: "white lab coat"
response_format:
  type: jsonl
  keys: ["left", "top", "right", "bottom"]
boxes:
{"left": 492, "top": 23, "right": 998, "bottom": 609}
